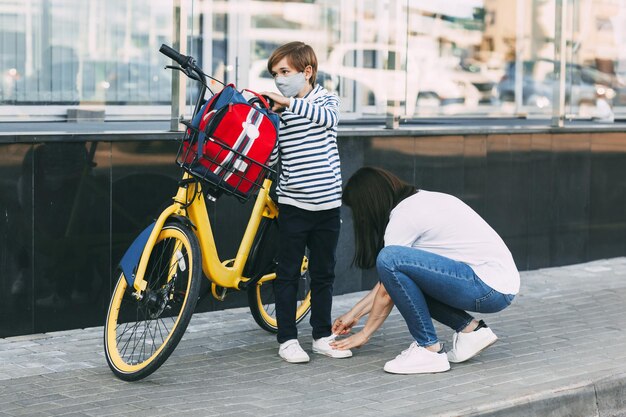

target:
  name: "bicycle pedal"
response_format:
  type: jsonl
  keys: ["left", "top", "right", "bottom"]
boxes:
{"left": 211, "top": 283, "right": 228, "bottom": 301}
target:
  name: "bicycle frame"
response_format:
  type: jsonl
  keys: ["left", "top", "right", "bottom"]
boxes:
{"left": 105, "top": 45, "right": 312, "bottom": 382}
{"left": 129, "top": 173, "right": 278, "bottom": 298}
{"left": 121, "top": 51, "right": 280, "bottom": 299}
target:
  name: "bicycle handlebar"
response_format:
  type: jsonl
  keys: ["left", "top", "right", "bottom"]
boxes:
{"left": 159, "top": 44, "right": 272, "bottom": 121}
{"left": 159, "top": 44, "right": 193, "bottom": 68}
{"left": 159, "top": 43, "right": 209, "bottom": 118}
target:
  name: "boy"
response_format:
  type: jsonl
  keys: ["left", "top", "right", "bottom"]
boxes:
{"left": 262, "top": 41, "right": 351, "bottom": 363}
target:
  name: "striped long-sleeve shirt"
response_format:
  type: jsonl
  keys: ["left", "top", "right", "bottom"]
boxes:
{"left": 268, "top": 84, "right": 342, "bottom": 211}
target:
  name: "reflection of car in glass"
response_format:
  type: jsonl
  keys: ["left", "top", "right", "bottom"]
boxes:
{"left": 10, "top": 61, "right": 81, "bottom": 103}
{"left": 610, "top": 71, "right": 626, "bottom": 106}
{"left": 81, "top": 61, "right": 171, "bottom": 104}
{"left": 456, "top": 60, "right": 499, "bottom": 105}
{"left": 495, "top": 59, "right": 614, "bottom": 109}
{"left": 9, "top": 60, "right": 171, "bottom": 105}
{"left": 581, "top": 66, "right": 626, "bottom": 106}
{"left": 319, "top": 43, "right": 467, "bottom": 116}
{"left": 1, "top": 67, "right": 21, "bottom": 102}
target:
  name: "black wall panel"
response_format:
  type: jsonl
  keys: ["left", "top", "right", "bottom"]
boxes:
{"left": 1, "top": 132, "right": 625, "bottom": 337}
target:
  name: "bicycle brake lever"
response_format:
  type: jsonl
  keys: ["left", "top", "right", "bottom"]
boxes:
{"left": 165, "top": 65, "right": 202, "bottom": 83}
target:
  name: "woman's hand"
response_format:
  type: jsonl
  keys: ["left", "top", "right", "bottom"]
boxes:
{"left": 332, "top": 314, "right": 359, "bottom": 335}
{"left": 330, "top": 331, "right": 370, "bottom": 350}
{"left": 260, "top": 91, "right": 289, "bottom": 112}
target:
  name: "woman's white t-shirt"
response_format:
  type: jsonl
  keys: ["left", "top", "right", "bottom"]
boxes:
{"left": 384, "top": 190, "right": 520, "bottom": 295}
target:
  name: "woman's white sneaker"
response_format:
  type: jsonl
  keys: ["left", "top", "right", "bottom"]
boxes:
{"left": 312, "top": 334, "right": 353, "bottom": 358}
{"left": 278, "top": 339, "right": 310, "bottom": 363}
{"left": 383, "top": 342, "right": 450, "bottom": 374}
{"left": 447, "top": 320, "right": 498, "bottom": 363}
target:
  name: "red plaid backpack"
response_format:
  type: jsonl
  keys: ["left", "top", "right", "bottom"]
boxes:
{"left": 180, "top": 84, "right": 280, "bottom": 200}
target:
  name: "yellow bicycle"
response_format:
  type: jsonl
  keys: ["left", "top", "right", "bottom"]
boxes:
{"left": 104, "top": 45, "right": 311, "bottom": 381}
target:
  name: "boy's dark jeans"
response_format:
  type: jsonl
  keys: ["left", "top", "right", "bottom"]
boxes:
{"left": 275, "top": 203, "right": 340, "bottom": 344}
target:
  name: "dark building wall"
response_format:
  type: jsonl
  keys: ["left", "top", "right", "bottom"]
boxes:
{"left": 1, "top": 132, "right": 625, "bottom": 337}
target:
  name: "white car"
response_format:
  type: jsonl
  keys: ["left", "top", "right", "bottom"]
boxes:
{"left": 320, "top": 43, "right": 467, "bottom": 116}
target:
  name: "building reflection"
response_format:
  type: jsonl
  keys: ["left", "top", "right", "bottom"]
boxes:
{"left": 1, "top": 0, "right": 626, "bottom": 337}
{"left": 1, "top": 0, "right": 626, "bottom": 119}
{"left": 1, "top": 132, "right": 625, "bottom": 337}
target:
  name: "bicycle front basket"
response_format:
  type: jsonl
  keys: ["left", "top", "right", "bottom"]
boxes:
{"left": 176, "top": 113, "right": 276, "bottom": 202}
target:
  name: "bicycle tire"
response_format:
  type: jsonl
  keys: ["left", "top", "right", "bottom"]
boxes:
{"left": 247, "top": 257, "right": 311, "bottom": 333}
{"left": 104, "top": 221, "right": 201, "bottom": 381}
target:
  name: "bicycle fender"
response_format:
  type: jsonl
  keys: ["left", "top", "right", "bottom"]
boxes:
{"left": 168, "top": 214, "right": 196, "bottom": 230}
{"left": 119, "top": 222, "right": 156, "bottom": 287}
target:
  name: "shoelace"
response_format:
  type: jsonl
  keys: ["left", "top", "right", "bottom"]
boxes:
{"left": 323, "top": 334, "right": 337, "bottom": 342}
{"left": 398, "top": 342, "right": 420, "bottom": 357}
{"left": 285, "top": 344, "right": 300, "bottom": 354}
{"left": 281, "top": 341, "right": 301, "bottom": 353}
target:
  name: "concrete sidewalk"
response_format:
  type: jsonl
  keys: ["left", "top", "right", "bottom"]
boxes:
{"left": 1, "top": 258, "right": 625, "bottom": 417}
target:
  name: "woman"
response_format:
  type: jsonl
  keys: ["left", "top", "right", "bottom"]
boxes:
{"left": 331, "top": 167, "right": 519, "bottom": 374}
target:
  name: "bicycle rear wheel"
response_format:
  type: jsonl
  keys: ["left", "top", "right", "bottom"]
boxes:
{"left": 247, "top": 257, "right": 311, "bottom": 333}
{"left": 104, "top": 221, "right": 201, "bottom": 381}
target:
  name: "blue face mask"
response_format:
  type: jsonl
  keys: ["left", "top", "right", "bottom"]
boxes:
{"left": 274, "top": 72, "right": 306, "bottom": 98}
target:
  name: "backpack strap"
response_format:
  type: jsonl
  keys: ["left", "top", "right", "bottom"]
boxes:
{"left": 197, "top": 84, "right": 243, "bottom": 159}
{"left": 196, "top": 89, "right": 226, "bottom": 159}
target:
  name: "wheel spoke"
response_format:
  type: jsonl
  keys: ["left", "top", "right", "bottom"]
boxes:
{"left": 105, "top": 223, "right": 200, "bottom": 379}
{"left": 250, "top": 258, "right": 312, "bottom": 332}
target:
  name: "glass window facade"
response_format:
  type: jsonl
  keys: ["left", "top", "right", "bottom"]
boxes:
{"left": 1, "top": 0, "right": 625, "bottom": 122}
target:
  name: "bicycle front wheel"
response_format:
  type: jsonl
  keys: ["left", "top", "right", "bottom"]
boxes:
{"left": 247, "top": 256, "right": 311, "bottom": 333}
{"left": 104, "top": 221, "right": 201, "bottom": 381}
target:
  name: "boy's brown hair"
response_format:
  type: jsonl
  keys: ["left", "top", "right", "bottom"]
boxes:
{"left": 267, "top": 41, "right": 317, "bottom": 86}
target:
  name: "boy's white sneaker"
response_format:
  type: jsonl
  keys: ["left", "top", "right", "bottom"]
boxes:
{"left": 383, "top": 342, "right": 450, "bottom": 374}
{"left": 447, "top": 320, "right": 498, "bottom": 363}
{"left": 312, "top": 334, "right": 353, "bottom": 358}
{"left": 278, "top": 339, "right": 310, "bottom": 363}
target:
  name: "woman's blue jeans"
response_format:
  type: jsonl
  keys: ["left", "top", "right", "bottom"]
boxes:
{"left": 377, "top": 245, "right": 515, "bottom": 347}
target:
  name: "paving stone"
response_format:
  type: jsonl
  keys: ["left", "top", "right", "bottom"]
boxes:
{"left": 1, "top": 258, "right": 626, "bottom": 416}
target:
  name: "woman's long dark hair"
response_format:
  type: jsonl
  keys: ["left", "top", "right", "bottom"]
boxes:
{"left": 343, "top": 167, "right": 417, "bottom": 269}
